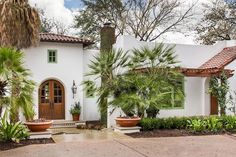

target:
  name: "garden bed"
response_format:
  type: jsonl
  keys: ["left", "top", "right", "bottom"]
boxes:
{"left": 0, "top": 138, "right": 54, "bottom": 151}
{"left": 129, "top": 116, "right": 236, "bottom": 138}
{"left": 127, "top": 129, "right": 232, "bottom": 138}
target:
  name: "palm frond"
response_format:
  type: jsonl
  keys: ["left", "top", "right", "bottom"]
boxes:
{"left": 0, "top": 0, "right": 41, "bottom": 49}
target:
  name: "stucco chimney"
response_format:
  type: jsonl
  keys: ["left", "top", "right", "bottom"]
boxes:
{"left": 100, "top": 22, "right": 116, "bottom": 52}
{"left": 99, "top": 23, "right": 116, "bottom": 125}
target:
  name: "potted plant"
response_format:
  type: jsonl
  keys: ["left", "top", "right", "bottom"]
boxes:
{"left": 24, "top": 118, "right": 53, "bottom": 132}
{"left": 110, "top": 74, "right": 151, "bottom": 127}
{"left": 70, "top": 101, "right": 81, "bottom": 121}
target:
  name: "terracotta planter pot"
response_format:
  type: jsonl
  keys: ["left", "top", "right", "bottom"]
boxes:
{"left": 115, "top": 117, "right": 141, "bottom": 127}
{"left": 25, "top": 120, "right": 53, "bottom": 132}
{"left": 72, "top": 114, "right": 80, "bottom": 121}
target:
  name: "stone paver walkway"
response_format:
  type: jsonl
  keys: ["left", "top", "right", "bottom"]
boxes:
{"left": 2, "top": 133, "right": 236, "bottom": 157}
{"left": 51, "top": 128, "right": 131, "bottom": 143}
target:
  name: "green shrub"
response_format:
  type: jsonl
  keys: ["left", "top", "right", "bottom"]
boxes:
{"left": 205, "top": 116, "right": 223, "bottom": 133}
{"left": 0, "top": 111, "right": 29, "bottom": 143}
{"left": 221, "top": 115, "right": 236, "bottom": 131}
{"left": 140, "top": 118, "right": 160, "bottom": 131}
{"left": 140, "top": 115, "right": 236, "bottom": 133}
{"left": 187, "top": 119, "right": 207, "bottom": 132}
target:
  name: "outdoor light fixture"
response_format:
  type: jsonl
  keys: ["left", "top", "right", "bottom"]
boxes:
{"left": 72, "top": 80, "right": 77, "bottom": 99}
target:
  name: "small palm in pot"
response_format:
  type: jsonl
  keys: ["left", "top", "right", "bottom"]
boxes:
{"left": 70, "top": 102, "right": 81, "bottom": 121}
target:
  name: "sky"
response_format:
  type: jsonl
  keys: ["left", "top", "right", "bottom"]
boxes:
{"left": 28, "top": 0, "right": 208, "bottom": 45}
{"left": 64, "top": 0, "right": 83, "bottom": 9}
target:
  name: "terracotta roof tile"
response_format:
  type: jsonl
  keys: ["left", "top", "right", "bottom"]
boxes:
{"left": 39, "top": 33, "right": 94, "bottom": 47}
{"left": 199, "top": 46, "right": 236, "bottom": 69}
{"left": 135, "top": 67, "right": 234, "bottom": 77}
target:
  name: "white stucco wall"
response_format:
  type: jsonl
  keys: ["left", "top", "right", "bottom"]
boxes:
{"left": 114, "top": 35, "right": 228, "bottom": 68}
{"left": 23, "top": 42, "right": 85, "bottom": 121}
{"left": 83, "top": 49, "right": 100, "bottom": 121}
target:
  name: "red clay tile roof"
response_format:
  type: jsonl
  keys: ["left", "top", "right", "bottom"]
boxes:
{"left": 39, "top": 33, "right": 94, "bottom": 47}
{"left": 199, "top": 46, "right": 236, "bottom": 69}
{"left": 134, "top": 67, "right": 234, "bottom": 77}
{"left": 179, "top": 68, "right": 234, "bottom": 77}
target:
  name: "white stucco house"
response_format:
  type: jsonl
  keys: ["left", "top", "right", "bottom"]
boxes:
{"left": 20, "top": 27, "right": 236, "bottom": 127}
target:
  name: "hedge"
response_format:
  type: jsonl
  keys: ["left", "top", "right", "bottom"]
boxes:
{"left": 140, "top": 116, "right": 236, "bottom": 133}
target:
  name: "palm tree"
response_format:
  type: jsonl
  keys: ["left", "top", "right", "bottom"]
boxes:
{"left": 0, "top": 0, "right": 40, "bottom": 121}
{"left": 84, "top": 49, "right": 129, "bottom": 123}
{"left": 0, "top": 47, "right": 35, "bottom": 122}
{"left": 110, "top": 44, "right": 184, "bottom": 117}
{"left": 84, "top": 44, "right": 185, "bottom": 122}
{"left": 0, "top": 0, "right": 41, "bottom": 49}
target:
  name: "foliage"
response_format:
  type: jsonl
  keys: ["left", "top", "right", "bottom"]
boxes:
{"left": 75, "top": 0, "right": 196, "bottom": 43}
{"left": 187, "top": 119, "right": 206, "bottom": 132}
{"left": 205, "top": 116, "right": 223, "bottom": 132}
{"left": 0, "top": 47, "right": 35, "bottom": 122}
{"left": 83, "top": 49, "right": 129, "bottom": 119}
{"left": 83, "top": 80, "right": 96, "bottom": 97}
{"left": 0, "top": 0, "right": 41, "bottom": 49}
{"left": 145, "top": 105, "right": 160, "bottom": 118}
{"left": 195, "top": 0, "right": 236, "bottom": 45}
{"left": 140, "top": 117, "right": 192, "bottom": 131}
{"left": 140, "top": 116, "right": 236, "bottom": 133}
{"left": 84, "top": 44, "right": 184, "bottom": 119}
{"left": 70, "top": 102, "right": 81, "bottom": 115}
{"left": 0, "top": 110, "right": 29, "bottom": 143}
{"left": 209, "top": 73, "right": 230, "bottom": 115}
{"left": 110, "top": 44, "right": 184, "bottom": 117}
{"left": 221, "top": 115, "right": 236, "bottom": 131}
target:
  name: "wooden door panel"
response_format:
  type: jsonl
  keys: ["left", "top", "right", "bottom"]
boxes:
{"left": 39, "top": 104, "right": 52, "bottom": 119}
{"left": 39, "top": 81, "right": 51, "bottom": 119}
{"left": 52, "top": 81, "right": 65, "bottom": 119}
{"left": 39, "top": 80, "right": 65, "bottom": 120}
{"left": 211, "top": 95, "right": 218, "bottom": 115}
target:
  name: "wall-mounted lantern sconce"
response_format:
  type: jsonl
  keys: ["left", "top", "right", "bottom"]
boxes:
{"left": 71, "top": 80, "right": 77, "bottom": 99}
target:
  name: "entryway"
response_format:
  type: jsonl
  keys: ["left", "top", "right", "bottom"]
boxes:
{"left": 39, "top": 79, "right": 65, "bottom": 120}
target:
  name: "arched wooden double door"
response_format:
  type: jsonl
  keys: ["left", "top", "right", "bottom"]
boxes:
{"left": 39, "top": 80, "right": 65, "bottom": 120}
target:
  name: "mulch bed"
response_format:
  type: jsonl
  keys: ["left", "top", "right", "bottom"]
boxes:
{"left": 126, "top": 129, "right": 233, "bottom": 138}
{"left": 0, "top": 138, "right": 55, "bottom": 151}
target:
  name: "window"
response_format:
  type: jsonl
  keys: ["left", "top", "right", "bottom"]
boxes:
{"left": 84, "top": 81, "right": 96, "bottom": 98}
{"left": 48, "top": 50, "right": 57, "bottom": 63}
{"left": 161, "top": 76, "right": 185, "bottom": 109}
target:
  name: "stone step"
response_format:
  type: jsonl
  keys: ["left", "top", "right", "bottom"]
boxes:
{"left": 51, "top": 120, "right": 86, "bottom": 129}
{"left": 29, "top": 130, "right": 52, "bottom": 139}
{"left": 114, "top": 126, "right": 141, "bottom": 134}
